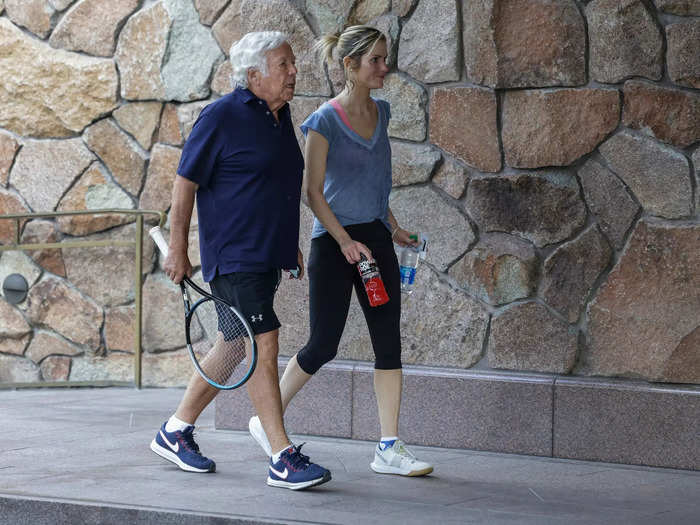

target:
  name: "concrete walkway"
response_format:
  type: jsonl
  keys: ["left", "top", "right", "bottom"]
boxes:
{"left": 1, "top": 388, "right": 698, "bottom": 525}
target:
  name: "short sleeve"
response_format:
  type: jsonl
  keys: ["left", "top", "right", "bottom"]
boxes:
{"left": 377, "top": 99, "right": 391, "bottom": 122}
{"left": 300, "top": 106, "right": 335, "bottom": 144}
{"left": 176, "top": 109, "right": 221, "bottom": 189}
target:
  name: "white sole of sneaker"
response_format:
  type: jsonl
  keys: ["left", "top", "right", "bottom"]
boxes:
{"left": 370, "top": 461, "right": 433, "bottom": 477}
{"left": 248, "top": 416, "right": 272, "bottom": 457}
{"left": 150, "top": 439, "right": 214, "bottom": 473}
{"left": 266, "top": 472, "right": 331, "bottom": 490}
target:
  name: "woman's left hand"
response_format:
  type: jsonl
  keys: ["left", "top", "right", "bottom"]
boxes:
{"left": 392, "top": 227, "right": 420, "bottom": 248}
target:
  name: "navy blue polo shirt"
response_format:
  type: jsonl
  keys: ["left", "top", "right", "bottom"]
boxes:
{"left": 177, "top": 88, "right": 303, "bottom": 282}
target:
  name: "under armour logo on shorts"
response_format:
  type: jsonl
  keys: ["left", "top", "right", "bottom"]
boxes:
{"left": 250, "top": 314, "right": 263, "bottom": 323}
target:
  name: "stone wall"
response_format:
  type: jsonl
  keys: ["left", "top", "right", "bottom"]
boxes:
{"left": 0, "top": 0, "right": 698, "bottom": 387}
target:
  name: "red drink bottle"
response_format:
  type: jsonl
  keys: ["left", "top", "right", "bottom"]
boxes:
{"left": 357, "top": 254, "right": 390, "bottom": 307}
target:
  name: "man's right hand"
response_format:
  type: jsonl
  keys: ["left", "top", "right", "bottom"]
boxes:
{"left": 164, "top": 250, "right": 193, "bottom": 284}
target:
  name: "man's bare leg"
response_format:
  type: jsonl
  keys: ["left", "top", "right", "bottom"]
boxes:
{"left": 246, "top": 329, "right": 291, "bottom": 453}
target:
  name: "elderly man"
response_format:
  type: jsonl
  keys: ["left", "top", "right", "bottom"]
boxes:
{"left": 149, "top": 32, "right": 331, "bottom": 491}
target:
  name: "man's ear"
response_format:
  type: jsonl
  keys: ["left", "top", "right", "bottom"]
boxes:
{"left": 247, "top": 69, "right": 259, "bottom": 88}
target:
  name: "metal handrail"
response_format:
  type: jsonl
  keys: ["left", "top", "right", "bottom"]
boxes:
{"left": 1, "top": 209, "right": 167, "bottom": 389}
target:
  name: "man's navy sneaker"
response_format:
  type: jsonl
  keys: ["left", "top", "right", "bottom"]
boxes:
{"left": 267, "top": 444, "right": 331, "bottom": 490}
{"left": 150, "top": 422, "right": 216, "bottom": 473}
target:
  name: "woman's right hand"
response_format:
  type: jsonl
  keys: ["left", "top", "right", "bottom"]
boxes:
{"left": 339, "top": 238, "right": 373, "bottom": 264}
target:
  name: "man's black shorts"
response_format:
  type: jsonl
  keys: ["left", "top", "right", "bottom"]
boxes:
{"left": 209, "top": 269, "right": 282, "bottom": 336}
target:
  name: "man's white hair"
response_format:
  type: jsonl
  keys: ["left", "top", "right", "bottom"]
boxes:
{"left": 230, "top": 31, "right": 290, "bottom": 89}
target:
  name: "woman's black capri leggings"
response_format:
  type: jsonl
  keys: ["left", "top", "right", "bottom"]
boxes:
{"left": 296, "top": 220, "right": 402, "bottom": 375}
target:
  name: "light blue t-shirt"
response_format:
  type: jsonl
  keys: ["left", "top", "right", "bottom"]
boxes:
{"left": 300, "top": 98, "right": 393, "bottom": 238}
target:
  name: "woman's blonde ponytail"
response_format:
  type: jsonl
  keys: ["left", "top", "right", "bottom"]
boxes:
{"left": 314, "top": 33, "right": 340, "bottom": 66}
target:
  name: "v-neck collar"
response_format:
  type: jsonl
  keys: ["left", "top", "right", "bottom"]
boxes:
{"left": 327, "top": 99, "right": 382, "bottom": 149}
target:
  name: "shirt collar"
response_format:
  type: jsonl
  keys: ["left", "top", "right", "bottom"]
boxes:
{"left": 235, "top": 87, "right": 290, "bottom": 116}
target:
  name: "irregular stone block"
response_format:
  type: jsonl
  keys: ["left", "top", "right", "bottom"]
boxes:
{"left": 0, "top": 19, "right": 118, "bottom": 138}
{"left": 25, "top": 331, "right": 81, "bottom": 363}
{"left": 389, "top": 185, "right": 475, "bottom": 271}
{"left": 140, "top": 144, "right": 182, "bottom": 213}
{"left": 62, "top": 223, "right": 155, "bottom": 307}
{"left": 368, "top": 13, "right": 400, "bottom": 67}
{"left": 694, "top": 149, "right": 700, "bottom": 214}
{"left": 193, "top": 0, "right": 229, "bottom": 25}
{"left": 541, "top": 226, "right": 612, "bottom": 323}
{"left": 666, "top": 20, "right": 700, "bottom": 89}
{"left": 142, "top": 272, "right": 187, "bottom": 352}
{"left": 11, "top": 138, "right": 94, "bottom": 212}
{"left": 599, "top": 131, "right": 692, "bottom": 219}
{"left": 177, "top": 100, "right": 212, "bottom": 140}
{"left": 240, "top": 0, "right": 331, "bottom": 96}
{"left": 157, "top": 104, "right": 184, "bottom": 146}
{"left": 449, "top": 233, "right": 538, "bottom": 306}
{"left": 0, "top": 131, "right": 19, "bottom": 187}
{"left": 463, "top": 0, "right": 586, "bottom": 88}
{"left": 305, "top": 0, "right": 354, "bottom": 34}
{"left": 432, "top": 155, "right": 469, "bottom": 200}
{"left": 56, "top": 163, "right": 134, "bottom": 236}
{"left": 84, "top": 119, "right": 147, "bottom": 197}
{"left": 211, "top": 61, "right": 233, "bottom": 96}
{"left": 393, "top": 0, "right": 417, "bottom": 17}
{"left": 391, "top": 142, "right": 440, "bottom": 187}
{"left": 0, "top": 189, "right": 28, "bottom": 243}
{"left": 211, "top": 0, "right": 243, "bottom": 56}
{"left": 350, "top": 0, "right": 390, "bottom": 24}
{"left": 49, "top": 0, "right": 139, "bottom": 56}
{"left": 401, "top": 268, "right": 489, "bottom": 368}
{"left": 69, "top": 354, "right": 132, "bottom": 382}
{"left": 104, "top": 305, "right": 134, "bottom": 352}
{"left": 578, "top": 159, "right": 640, "bottom": 251}
{"left": 115, "top": 3, "right": 170, "bottom": 100}
{"left": 398, "top": 0, "right": 459, "bottom": 83}
{"left": 430, "top": 87, "right": 500, "bottom": 173}
{"left": 48, "top": 0, "right": 75, "bottom": 10}
{"left": 622, "top": 80, "right": 700, "bottom": 148}
{"left": 583, "top": 221, "right": 700, "bottom": 384}
{"left": 40, "top": 355, "right": 71, "bottom": 381}
{"left": 503, "top": 88, "right": 620, "bottom": 168}
{"left": 0, "top": 300, "right": 30, "bottom": 355}
{"left": 586, "top": 0, "right": 663, "bottom": 83}
{"left": 654, "top": 0, "right": 700, "bottom": 15}
{"left": 0, "top": 250, "right": 42, "bottom": 291}
{"left": 4, "top": 0, "right": 56, "bottom": 38}
{"left": 20, "top": 220, "right": 66, "bottom": 277}
{"left": 289, "top": 96, "right": 327, "bottom": 147}
{"left": 0, "top": 354, "right": 39, "bottom": 382}
{"left": 374, "top": 72, "right": 427, "bottom": 141}
{"left": 113, "top": 102, "right": 163, "bottom": 150}
{"left": 162, "top": 0, "right": 223, "bottom": 102}
{"left": 465, "top": 173, "right": 586, "bottom": 248}
{"left": 26, "top": 277, "right": 102, "bottom": 348}
{"left": 143, "top": 349, "right": 193, "bottom": 387}
{"left": 489, "top": 302, "right": 578, "bottom": 374}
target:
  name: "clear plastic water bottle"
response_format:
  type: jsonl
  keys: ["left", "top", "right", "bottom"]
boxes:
{"left": 399, "top": 235, "right": 420, "bottom": 294}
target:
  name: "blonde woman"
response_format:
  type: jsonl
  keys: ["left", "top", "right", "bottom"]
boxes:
{"left": 249, "top": 26, "right": 433, "bottom": 477}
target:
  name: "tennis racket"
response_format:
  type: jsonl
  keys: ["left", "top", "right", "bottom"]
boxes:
{"left": 149, "top": 226, "right": 257, "bottom": 390}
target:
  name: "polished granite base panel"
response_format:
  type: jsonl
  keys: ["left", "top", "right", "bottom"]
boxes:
{"left": 553, "top": 378, "right": 700, "bottom": 471}
{"left": 215, "top": 360, "right": 700, "bottom": 470}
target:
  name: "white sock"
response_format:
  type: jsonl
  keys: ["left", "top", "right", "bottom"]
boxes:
{"left": 271, "top": 444, "right": 293, "bottom": 463}
{"left": 165, "top": 415, "right": 192, "bottom": 433}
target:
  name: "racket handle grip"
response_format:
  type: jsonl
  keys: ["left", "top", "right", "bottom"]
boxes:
{"left": 149, "top": 226, "right": 169, "bottom": 257}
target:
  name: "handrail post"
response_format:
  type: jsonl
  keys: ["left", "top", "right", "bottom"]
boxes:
{"left": 134, "top": 215, "right": 144, "bottom": 389}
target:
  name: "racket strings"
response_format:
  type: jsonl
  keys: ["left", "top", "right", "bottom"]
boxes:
{"left": 188, "top": 294, "right": 253, "bottom": 387}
